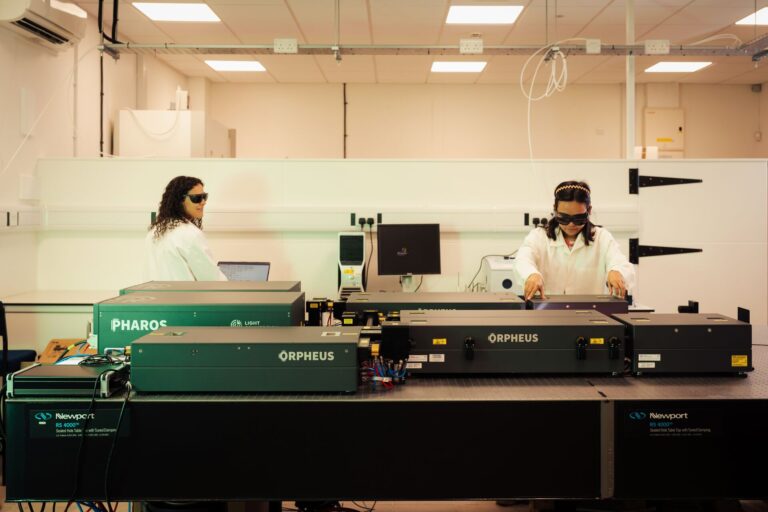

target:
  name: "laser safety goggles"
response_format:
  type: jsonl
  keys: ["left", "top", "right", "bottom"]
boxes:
{"left": 185, "top": 193, "right": 209, "bottom": 204}
{"left": 555, "top": 212, "right": 589, "bottom": 226}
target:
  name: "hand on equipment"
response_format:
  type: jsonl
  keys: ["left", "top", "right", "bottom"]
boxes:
{"left": 524, "top": 273, "right": 546, "bottom": 300}
{"left": 607, "top": 270, "right": 627, "bottom": 298}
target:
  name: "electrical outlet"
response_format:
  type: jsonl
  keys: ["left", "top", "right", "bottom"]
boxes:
{"left": 366, "top": 217, "right": 374, "bottom": 226}
{"left": 350, "top": 213, "right": 356, "bottom": 226}
{"left": 377, "top": 212, "right": 382, "bottom": 224}
{"left": 644, "top": 39, "right": 670, "bottom": 55}
{"left": 274, "top": 38, "right": 298, "bottom": 54}
{"left": 459, "top": 38, "right": 484, "bottom": 55}
{"left": 585, "top": 38, "right": 601, "bottom": 55}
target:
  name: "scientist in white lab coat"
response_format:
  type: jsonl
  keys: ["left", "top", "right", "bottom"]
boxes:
{"left": 514, "top": 180, "right": 635, "bottom": 300}
{"left": 144, "top": 175, "right": 227, "bottom": 281}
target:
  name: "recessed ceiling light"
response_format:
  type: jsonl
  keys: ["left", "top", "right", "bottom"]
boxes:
{"left": 133, "top": 3, "right": 220, "bottom": 22}
{"left": 735, "top": 7, "right": 768, "bottom": 25}
{"left": 446, "top": 5, "right": 524, "bottom": 24}
{"left": 51, "top": 0, "right": 88, "bottom": 18}
{"left": 431, "top": 61, "right": 487, "bottom": 73}
{"left": 645, "top": 62, "right": 712, "bottom": 73}
{"left": 205, "top": 60, "right": 266, "bottom": 72}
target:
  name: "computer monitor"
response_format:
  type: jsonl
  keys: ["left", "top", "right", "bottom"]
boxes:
{"left": 217, "top": 262, "right": 270, "bottom": 282}
{"left": 377, "top": 224, "right": 441, "bottom": 285}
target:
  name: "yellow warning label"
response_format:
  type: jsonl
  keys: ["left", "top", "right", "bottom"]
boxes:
{"left": 343, "top": 268, "right": 354, "bottom": 274}
{"left": 343, "top": 318, "right": 353, "bottom": 325}
{"left": 309, "top": 303, "right": 319, "bottom": 309}
{"left": 590, "top": 338, "right": 605, "bottom": 345}
{"left": 371, "top": 343, "right": 380, "bottom": 356}
{"left": 656, "top": 137, "right": 674, "bottom": 143}
{"left": 731, "top": 355, "right": 748, "bottom": 367}
{"left": 433, "top": 338, "right": 447, "bottom": 345}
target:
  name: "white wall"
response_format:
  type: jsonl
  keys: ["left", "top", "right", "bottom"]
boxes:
{"left": 210, "top": 84, "right": 343, "bottom": 158}
{"left": 210, "top": 82, "right": 768, "bottom": 160}
{"left": 32, "top": 158, "right": 768, "bottom": 325}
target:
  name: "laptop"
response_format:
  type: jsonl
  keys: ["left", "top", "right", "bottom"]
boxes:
{"left": 217, "top": 261, "right": 270, "bottom": 282}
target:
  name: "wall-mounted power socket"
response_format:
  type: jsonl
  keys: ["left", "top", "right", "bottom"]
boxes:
{"left": 585, "top": 39, "right": 601, "bottom": 55}
{"left": 644, "top": 39, "right": 670, "bottom": 55}
{"left": 459, "top": 38, "right": 484, "bottom": 55}
{"left": 274, "top": 38, "right": 298, "bottom": 54}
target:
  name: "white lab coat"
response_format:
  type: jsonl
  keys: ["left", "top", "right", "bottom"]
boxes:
{"left": 513, "top": 226, "right": 635, "bottom": 295}
{"left": 144, "top": 222, "right": 227, "bottom": 281}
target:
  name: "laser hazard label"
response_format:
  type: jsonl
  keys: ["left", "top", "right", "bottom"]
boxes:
{"left": 731, "top": 355, "right": 748, "bottom": 367}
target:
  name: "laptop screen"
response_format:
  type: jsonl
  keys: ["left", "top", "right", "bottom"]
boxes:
{"left": 217, "top": 262, "right": 270, "bottom": 282}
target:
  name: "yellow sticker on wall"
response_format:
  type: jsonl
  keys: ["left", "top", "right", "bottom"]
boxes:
{"left": 590, "top": 338, "right": 605, "bottom": 345}
{"left": 731, "top": 355, "right": 748, "bottom": 367}
{"left": 433, "top": 338, "right": 447, "bottom": 345}
{"left": 343, "top": 318, "right": 353, "bottom": 325}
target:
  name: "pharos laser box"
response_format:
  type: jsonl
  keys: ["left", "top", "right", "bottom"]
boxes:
{"left": 120, "top": 281, "right": 301, "bottom": 294}
{"left": 94, "top": 291, "right": 305, "bottom": 351}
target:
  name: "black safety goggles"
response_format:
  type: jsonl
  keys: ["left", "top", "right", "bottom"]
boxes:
{"left": 555, "top": 212, "right": 589, "bottom": 226}
{"left": 185, "top": 193, "right": 208, "bottom": 204}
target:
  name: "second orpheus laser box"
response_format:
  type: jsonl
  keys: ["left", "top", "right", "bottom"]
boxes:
{"left": 94, "top": 291, "right": 305, "bottom": 351}
{"left": 384, "top": 309, "right": 625, "bottom": 375}
{"left": 527, "top": 295, "right": 629, "bottom": 316}
{"left": 345, "top": 292, "right": 525, "bottom": 315}
{"left": 130, "top": 326, "right": 361, "bottom": 393}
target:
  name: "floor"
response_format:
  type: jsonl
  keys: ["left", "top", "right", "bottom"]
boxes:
{"left": 1, "top": 493, "right": 766, "bottom": 512}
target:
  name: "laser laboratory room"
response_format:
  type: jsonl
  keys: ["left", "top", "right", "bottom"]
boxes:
{"left": 0, "top": 1, "right": 767, "bottom": 512}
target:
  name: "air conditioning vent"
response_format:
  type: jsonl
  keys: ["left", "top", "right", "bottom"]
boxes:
{"left": 13, "top": 17, "right": 69, "bottom": 45}
{"left": 1, "top": 0, "right": 86, "bottom": 52}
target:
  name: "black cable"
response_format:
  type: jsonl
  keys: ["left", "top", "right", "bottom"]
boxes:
{"left": 103, "top": 382, "right": 131, "bottom": 508}
{"left": 68, "top": 371, "right": 109, "bottom": 504}
{"left": 79, "top": 355, "right": 119, "bottom": 367}
{"left": 53, "top": 504, "right": 57, "bottom": 512}
{"left": 41, "top": 503, "right": 47, "bottom": 512}
{"left": 18, "top": 503, "right": 24, "bottom": 512}
{"left": 111, "top": 0, "right": 120, "bottom": 44}
{"left": 99, "top": 49, "right": 104, "bottom": 158}
{"left": 363, "top": 224, "right": 374, "bottom": 290}
{"left": 27, "top": 502, "right": 34, "bottom": 512}
{"left": 414, "top": 275, "right": 424, "bottom": 292}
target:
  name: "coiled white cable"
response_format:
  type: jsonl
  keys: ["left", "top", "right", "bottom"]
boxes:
{"left": 520, "top": 38, "right": 587, "bottom": 162}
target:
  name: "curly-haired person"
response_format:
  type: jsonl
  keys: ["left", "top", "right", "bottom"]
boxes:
{"left": 144, "top": 175, "right": 226, "bottom": 281}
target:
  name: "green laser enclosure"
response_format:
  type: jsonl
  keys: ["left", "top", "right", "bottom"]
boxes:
{"left": 130, "top": 325, "right": 361, "bottom": 393}
{"left": 94, "top": 291, "right": 305, "bottom": 351}
{"left": 119, "top": 281, "right": 301, "bottom": 294}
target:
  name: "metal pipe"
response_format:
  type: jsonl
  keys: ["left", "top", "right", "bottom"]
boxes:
{"left": 625, "top": 0, "right": 635, "bottom": 160}
{"left": 100, "top": 42, "right": 755, "bottom": 57}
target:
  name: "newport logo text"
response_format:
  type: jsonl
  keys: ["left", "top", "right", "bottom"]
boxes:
{"left": 111, "top": 319, "right": 167, "bottom": 332}
{"left": 55, "top": 413, "right": 96, "bottom": 421}
{"left": 278, "top": 350, "right": 335, "bottom": 362}
{"left": 488, "top": 333, "right": 539, "bottom": 344}
{"left": 650, "top": 412, "right": 689, "bottom": 420}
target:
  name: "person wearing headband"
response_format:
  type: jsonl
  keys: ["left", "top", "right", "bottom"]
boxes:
{"left": 514, "top": 180, "right": 634, "bottom": 300}
{"left": 144, "top": 175, "right": 227, "bottom": 281}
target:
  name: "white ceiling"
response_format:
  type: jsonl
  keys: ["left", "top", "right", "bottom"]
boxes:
{"left": 73, "top": 0, "right": 768, "bottom": 84}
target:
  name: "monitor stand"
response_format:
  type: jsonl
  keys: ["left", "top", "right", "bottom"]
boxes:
{"left": 400, "top": 274, "right": 418, "bottom": 293}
